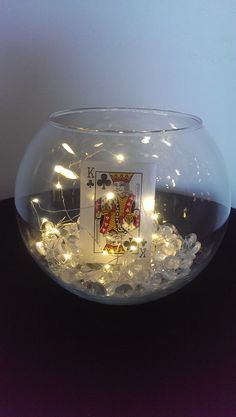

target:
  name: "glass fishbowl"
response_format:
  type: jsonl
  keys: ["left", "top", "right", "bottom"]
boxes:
{"left": 15, "top": 108, "right": 231, "bottom": 304}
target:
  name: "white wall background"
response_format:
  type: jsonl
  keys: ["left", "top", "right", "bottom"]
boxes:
{"left": 0, "top": 0, "right": 236, "bottom": 205}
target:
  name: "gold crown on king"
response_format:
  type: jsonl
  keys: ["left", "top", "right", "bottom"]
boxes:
{"left": 109, "top": 172, "right": 134, "bottom": 183}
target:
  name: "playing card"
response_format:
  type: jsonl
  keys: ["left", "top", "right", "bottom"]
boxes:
{"left": 80, "top": 160, "right": 157, "bottom": 264}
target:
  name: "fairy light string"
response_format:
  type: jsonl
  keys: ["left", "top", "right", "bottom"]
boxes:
{"left": 31, "top": 146, "right": 201, "bottom": 297}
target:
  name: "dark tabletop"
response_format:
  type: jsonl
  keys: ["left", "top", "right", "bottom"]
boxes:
{"left": 0, "top": 198, "right": 236, "bottom": 417}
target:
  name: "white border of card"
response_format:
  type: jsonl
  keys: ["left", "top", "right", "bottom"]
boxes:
{"left": 80, "top": 161, "right": 157, "bottom": 264}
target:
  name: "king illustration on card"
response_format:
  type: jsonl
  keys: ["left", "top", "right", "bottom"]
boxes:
{"left": 80, "top": 161, "right": 156, "bottom": 264}
{"left": 94, "top": 171, "right": 141, "bottom": 255}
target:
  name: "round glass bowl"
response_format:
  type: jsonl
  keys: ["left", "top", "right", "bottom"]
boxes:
{"left": 15, "top": 108, "right": 231, "bottom": 304}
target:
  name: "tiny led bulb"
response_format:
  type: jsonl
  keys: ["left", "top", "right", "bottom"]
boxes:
{"left": 143, "top": 198, "right": 155, "bottom": 212}
{"left": 116, "top": 154, "right": 124, "bottom": 162}
{"left": 106, "top": 192, "right": 115, "bottom": 200}
{"left": 64, "top": 253, "right": 72, "bottom": 261}
{"left": 134, "top": 237, "right": 143, "bottom": 243}
{"left": 32, "top": 198, "right": 39, "bottom": 203}
{"left": 130, "top": 245, "right": 137, "bottom": 251}
{"left": 35, "top": 241, "right": 46, "bottom": 256}
{"left": 55, "top": 181, "right": 62, "bottom": 189}
{"left": 36, "top": 241, "right": 43, "bottom": 247}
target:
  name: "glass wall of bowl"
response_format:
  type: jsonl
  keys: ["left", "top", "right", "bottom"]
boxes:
{"left": 15, "top": 108, "right": 231, "bottom": 304}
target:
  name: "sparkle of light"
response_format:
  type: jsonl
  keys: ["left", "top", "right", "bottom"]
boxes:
{"left": 62, "top": 143, "right": 75, "bottom": 155}
{"left": 169, "top": 122, "right": 177, "bottom": 129}
{"left": 141, "top": 136, "right": 151, "bottom": 144}
{"left": 143, "top": 197, "right": 155, "bottom": 212}
{"left": 106, "top": 192, "right": 115, "bottom": 200}
{"left": 54, "top": 165, "right": 78, "bottom": 179}
{"left": 55, "top": 181, "right": 62, "bottom": 189}
{"left": 35, "top": 241, "right": 46, "bottom": 256}
{"left": 36, "top": 241, "right": 43, "bottom": 249}
{"left": 134, "top": 237, "right": 143, "bottom": 243}
{"left": 161, "top": 138, "right": 171, "bottom": 147}
{"left": 50, "top": 227, "right": 60, "bottom": 235}
{"left": 64, "top": 253, "right": 72, "bottom": 261}
{"left": 94, "top": 142, "right": 103, "bottom": 148}
{"left": 116, "top": 154, "right": 125, "bottom": 162}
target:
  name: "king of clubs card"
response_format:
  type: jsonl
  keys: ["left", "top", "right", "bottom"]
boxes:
{"left": 80, "top": 161, "right": 156, "bottom": 264}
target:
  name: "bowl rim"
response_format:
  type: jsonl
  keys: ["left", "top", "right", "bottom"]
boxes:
{"left": 48, "top": 107, "right": 203, "bottom": 134}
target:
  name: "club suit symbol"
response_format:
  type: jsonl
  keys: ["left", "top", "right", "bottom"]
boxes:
{"left": 97, "top": 173, "right": 111, "bottom": 190}
{"left": 87, "top": 179, "right": 94, "bottom": 188}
